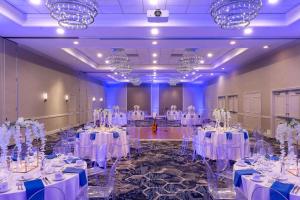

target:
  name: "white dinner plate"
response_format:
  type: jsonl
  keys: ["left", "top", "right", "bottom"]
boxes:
{"left": 51, "top": 176, "right": 65, "bottom": 181}
{"left": 17, "top": 175, "right": 33, "bottom": 181}
{"left": 251, "top": 177, "right": 264, "bottom": 182}
{"left": 0, "top": 187, "right": 10, "bottom": 193}
{"left": 52, "top": 162, "right": 65, "bottom": 167}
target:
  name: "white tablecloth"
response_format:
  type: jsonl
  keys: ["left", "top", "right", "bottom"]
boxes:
{"left": 234, "top": 161, "right": 300, "bottom": 200}
{"left": 75, "top": 127, "right": 129, "bottom": 160}
{"left": 181, "top": 114, "right": 201, "bottom": 126}
{"left": 195, "top": 128, "right": 250, "bottom": 160}
{"left": 0, "top": 158, "right": 87, "bottom": 200}
{"left": 167, "top": 111, "right": 181, "bottom": 120}
{"left": 112, "top": 112, "right": 127, "bottom": 126}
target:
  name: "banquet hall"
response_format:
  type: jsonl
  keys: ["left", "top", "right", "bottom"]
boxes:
{"left": 0, "top": 0, "right": 300, "bottom": 199}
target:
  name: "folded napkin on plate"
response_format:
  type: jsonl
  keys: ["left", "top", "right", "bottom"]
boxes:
{"left": 265, "top": 155, "right": 279, "bottom": 161}
{"left": 243, "top": 131, "right": 249, "bottom": 140}
{"left": 270, "top": 181, "right": 294, "bottom": 200}
{"left": 225, "top": 132, "right": 233, "bottom": 140}
{"left": 234, "top": 169, "right": 258, "bottom": 187}
{"left": 112, "top": 131, "right": 120, "bottom": 139}
{"left": 45, "top": 153, "right": 57, "bottom": 159}
{"left": 205, "top": 131, "right": 214, "bottom": 138}
{"left": 24, "top": 179, "right": 45, "bottom": 200}
{"left": 64, "top": 157, "right": 81, "bottom": 164}
{"left": 63, "top": 167, "right": 87, "bottom": 187}
{"left": 244, "top": 158, "right": 255, "bottom": 165}
{"left": 90, "top": 132, "right": 97, "bottom": 141}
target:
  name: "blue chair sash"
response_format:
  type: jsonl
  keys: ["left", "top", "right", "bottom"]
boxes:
{"left": 24, "top": 179, "right": 45, "bottom": 200}
{"left": 270, "top": 181, "right": 294, "bottom": 200}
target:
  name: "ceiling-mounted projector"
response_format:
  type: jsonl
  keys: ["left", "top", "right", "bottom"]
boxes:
{"left": 147, "top": 9, "right": 169, "bottom": 22}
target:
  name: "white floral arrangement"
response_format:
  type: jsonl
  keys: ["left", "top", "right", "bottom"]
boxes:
{"left": 101, "top": 109, "right": 112, "bottom": 127}
{"left": 276, "top": 119, "right": 300, "bottom": 161}
{"left": 133, "top": 105, "right": 140, "bottom": 111}
{"left": 212, "top": 108, "right": 231, "bottom": 129}
{"left": 170, "top": 105, "right": 177, "bottom": 111}
{"left": 93, "top": 109, "right": 102, "bottom": 126}
{"left": 113, "top": 105, "right": 120, "bottom": 113}
{"left": 0, "top": 118, "right": 46, "bottom": 169}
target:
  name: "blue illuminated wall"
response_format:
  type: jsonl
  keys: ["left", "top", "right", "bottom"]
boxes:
{"left": 104, "top": 83, "right": 127, "bottom": 111}
{"left": 182, "top": 83, "right": 205, "bottom": 115}
{"left": 151, "top": 84, "right": 159, "bottom": 114}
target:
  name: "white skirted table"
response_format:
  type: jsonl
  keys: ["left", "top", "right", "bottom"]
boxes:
{"left": 234, "top": 159, "right": 300, "bottom": 200}
{"left": 195, "top": 128, "right": 250, "bottom": 160}
{"left": 74, "top": 127, "right": 129, "bottom": 160}
{"left": 0, "top": 157, "right": 87, "bottom": 200}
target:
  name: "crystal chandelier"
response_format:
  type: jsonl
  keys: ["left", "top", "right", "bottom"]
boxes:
{"left": 211, "top": 0, "right": 262, "bottom": 29}
{"left": 178, "top": 49, "right": 201, "bottom": 74}
{"left": 169, "top": 79, "right": 179, "bottom": 86}
{"left": 45, "top": 0, "right": 98, "bottom": 29}
{"left": 130, "top": 78, "right": 142, "bottom": 86}
{"left": 107, "top": 49, "right": 132, "bottom": 75}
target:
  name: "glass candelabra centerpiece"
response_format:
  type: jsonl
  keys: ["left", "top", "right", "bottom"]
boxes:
{"left": 212, "top": 108, "right": 231, "bottom": 130}
{"left": 0, "top": 118, "right": 46, "bottom": 173}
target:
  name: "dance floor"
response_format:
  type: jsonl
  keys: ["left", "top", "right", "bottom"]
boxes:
{"left": 127, "top": 127, "right": 192, "bottom": 140}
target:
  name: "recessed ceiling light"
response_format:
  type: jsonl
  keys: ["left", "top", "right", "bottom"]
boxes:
{"left": 114, "top": 72, "right": 118, "bottom": 75}
{"left": 183, "top": 76, "right": 186, "bottom": 79}
{"left": 56, "top": 28, "right": 65, "bottom": 35}
{"left": 105, "top": 60, "right": 109, "bottom": 64}
{"left": 207, "top": 53, "right": 213, "bottom": 58}
{"left": 73, "top": 41, "right": 79, "bottom": 45}
{"left": 152, "top": 53, "right": 158, "bottom": 57}
{"left": 97, "top": 53, "right": 103, "bottom": 58}
{"left": 210, "top": 73, "right": 214, "bottom": 76}
{"left": 221, "top": 68, "right": 225, "bottom": 70}
{"left": 29, "top": 0, "right": 41, "bottom": 5}
{"left": 149, "top": 0, "right": 158, "bottom": 5}
{"left": 152, "top": 41, "right": 158, "bottom": 45}
{"left": 268, "top": 0, "right": 279, "bottom": 4}
{"left": 199, "top": 74, "right": 203, "bottom": 77}
{"left": 192, "top": 72, "right": 196, "bottom": 75}
{"left": 230, "top": 40, "right": 236, "bottom": 45}
{"left": 185, "top": 74, "right": 189, "bottom": 77}
{"left": 153, "top": 60, "right": 157, "bottom": 64}
{"left": 151, "top": 28, "right": 159, "bottom": 36}
{"left": 263, "top": 45, "right": 270, "bottom": 49}
{"left": 244, "top": 28, "right": 253, "bottom": 35}
{"left": 200, "top": 60, "right": 205, "bottom": 64}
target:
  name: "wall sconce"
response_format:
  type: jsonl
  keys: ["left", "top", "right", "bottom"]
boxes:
{"left": 42, "top": 92, "right": 48, "bottom": 102}
{"left": 99, "top": 97, "right": 103, "bottom": 102}
{"left": 92, "top": 97, "right": 96, "bottom": 102}
{"left": 65, "top": 95, "right": 69, "bottom": 102}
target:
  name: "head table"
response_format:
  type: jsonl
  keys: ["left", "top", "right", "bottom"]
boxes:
{"left": 75, "top": 127, "right": 129, "bottom": 160}
{"left": 234, "top": 158, "right": 300, "bottom": 200}
{"left": 0, "top": 156, "right": 87, "bottom": 200}
{"left": 195, "top": 127, "right": 250, "bottom": 160}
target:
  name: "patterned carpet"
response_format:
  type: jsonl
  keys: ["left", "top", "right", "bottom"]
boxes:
{"left": 42, "top": 128, "right": 283, "bottom": 200}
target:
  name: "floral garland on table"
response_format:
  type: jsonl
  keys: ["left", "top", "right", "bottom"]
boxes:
{"left": 212, "top": 108, "right": 231, "bottom": 129}
{"left": 0, "top": 118, "right": 46, "bottom": 168}
{"left": 276, "top": 119, "right": 300, "bottom": 161}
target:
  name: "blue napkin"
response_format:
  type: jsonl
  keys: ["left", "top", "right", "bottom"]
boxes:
{"left": 270, "top": 181, "right": 294, "bottom": 200}
{"left": 63, "top": 167, "right": 87, "bottom": 187}
{"left": 265, "top": 155, "right": 279, "bottom": 161}
{"left": 205, "top": 131, "right": 213, "bottom": 138}
{"left": 90, "top": 132, "right": 97, "bottom": 141}
{"left": 76, "top": 132, "right": 80, "bottom": 139}
{"left": 64, "top": 157, "right": 81, "bottom": 164}
{"left": 24, "top": 179, "right": 45, "bottom": 200}
{"left": 234, "top": 169, "right": 258, "bottom": 187}
{"left": 113, "top": 131, "right": 120, "bottom": 139}
{"left": 243, "top": 131, "right": 249, "bottom": 140}
{"left": 45, "top": 153, "right": 57, "bottom": 159}
{"left": 225, "top": 132, "right": 233, "bottom": 140}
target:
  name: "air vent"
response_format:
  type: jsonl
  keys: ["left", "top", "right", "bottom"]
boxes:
{"left": 171, "top": 53, "right": 183, "bottom": 57}
{"left": 127, "top": 54, "right": 139, "bottom": 57}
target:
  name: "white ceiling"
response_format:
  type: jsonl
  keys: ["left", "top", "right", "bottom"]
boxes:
{"left": 1, "top": 0, "right": 300, "bottom": 84}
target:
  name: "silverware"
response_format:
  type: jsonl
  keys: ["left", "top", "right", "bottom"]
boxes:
{"left": 45, "top": 177, "right": 51, "bottom": 184}
{"left": 292, "top": 185, "right": 297, "bottom": 193}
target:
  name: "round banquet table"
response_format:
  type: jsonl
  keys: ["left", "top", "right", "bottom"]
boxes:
{"left": 0, "top": 157, "right": 87, "bottom": 200}
{"left": 74, "top": 127, "right": 129, "bottom": 160}
{"left": 195, "top": 128, "right": 250, "bottom": 160}
{"left": 234, "top": 160, "right": 300, "bottom": 200}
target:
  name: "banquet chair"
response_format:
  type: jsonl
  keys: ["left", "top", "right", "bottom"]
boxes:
{"left": 204, "top": 160, "right": 236, "bottom": 200}
{"left": 216, "top": 145, "right": 232, "bottom": 180}
{"left": 128, "top": 125, "right": 142, "bottom": 157}
{"left": 180, "top": 126, "right": 194, "bottom": 155}
{"left": 253, "top": 140, "right": 271, "bottom": 157}
{"left": 88, "top": 158, "right": 119, "bottom": 199}
{"left": 108, "top": 137, "right": 123, "bottom": 160}
{"left": 28, "top": 186, "right": 65, "bottom": 200}
{"left": 88, "top": 144, "right": 108, "bottom": 177}
{"left": 252, "top": 128, "right": 263, "bottom": 142}
{"left": 201, "top": 132, "right": 214, "bottom": 160}
{"left": 251, "top": 186, "right": 288, "bottom": 200}
{"left": 224, "top": 133, "right": 243, "bottom": 160}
